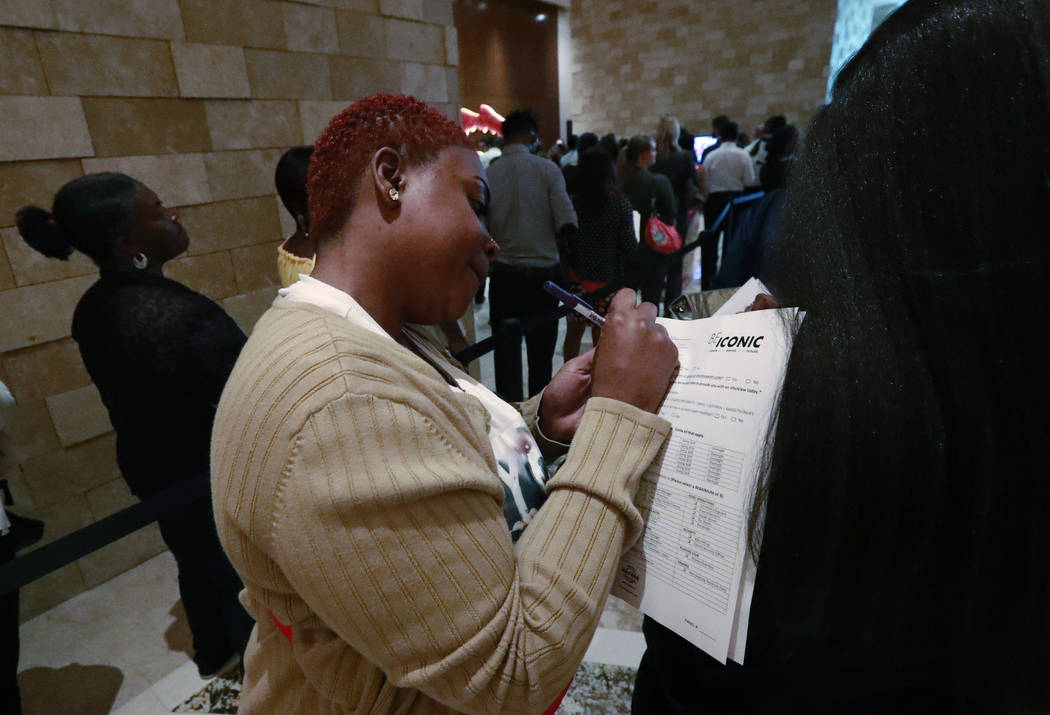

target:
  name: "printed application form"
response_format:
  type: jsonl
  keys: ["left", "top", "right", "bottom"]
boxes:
{"left": 612, "top": 289, "right": 799, "bottom": 664}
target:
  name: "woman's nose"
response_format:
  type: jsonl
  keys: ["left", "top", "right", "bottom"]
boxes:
{"left": 484, "top": 235, "right": 499, "bottom": 260}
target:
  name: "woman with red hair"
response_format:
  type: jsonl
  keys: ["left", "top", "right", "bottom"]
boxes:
{"left": 211, "top": 94, "right": 678, "bottom": 713}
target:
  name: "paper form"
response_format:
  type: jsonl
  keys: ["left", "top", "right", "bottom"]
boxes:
{"left": 611, "top": 300, "right": 799, "bottom": 665}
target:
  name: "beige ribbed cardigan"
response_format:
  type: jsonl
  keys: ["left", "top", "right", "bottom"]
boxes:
{"left": 211, "top": 298, "right": 671, "bottom": 714}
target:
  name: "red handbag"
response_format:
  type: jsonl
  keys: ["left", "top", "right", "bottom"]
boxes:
{"left": 643, "top": 199, "right": 682, "bottom": 254}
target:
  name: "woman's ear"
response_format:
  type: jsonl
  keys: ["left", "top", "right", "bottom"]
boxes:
{"left": 371, "top": 147, "right": 404, "bottom": 210}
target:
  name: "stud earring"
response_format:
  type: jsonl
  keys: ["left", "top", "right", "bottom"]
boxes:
{"left": 133, "top": 252, "right": 148, "bottom": 270}
{"left": 388, "top": 186, "right": 400, "bottom": 202}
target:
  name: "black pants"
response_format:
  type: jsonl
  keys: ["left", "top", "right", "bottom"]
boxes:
{"left": 0, "top": 528, "right": 20, "bottom": 715}
{"left": 702, "top": 191, "right": 740, "bottom": 290}
{"left": 157, "top": 492, "right": 253, "bottom": 673}
{"left": 489, "top": 265, "right": 560, "bottom": 403}
{"left": 638, "top": 247, "right": 685, "bottom": 312}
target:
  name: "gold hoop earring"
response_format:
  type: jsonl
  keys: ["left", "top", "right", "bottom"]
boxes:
{"left": 388, "top": 186, "right": 400, "bottom": 202}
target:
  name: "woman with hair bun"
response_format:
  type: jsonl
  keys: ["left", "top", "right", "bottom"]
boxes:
{"left": 16, "top": 173, "right": 253, "bottom": 677}
{"left": 211, "top": 94, "right": 679, "bottom": 714}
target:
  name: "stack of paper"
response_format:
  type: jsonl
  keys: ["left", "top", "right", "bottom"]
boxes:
{"left": 612, "top": 279, "right": 802, "bottom": 665}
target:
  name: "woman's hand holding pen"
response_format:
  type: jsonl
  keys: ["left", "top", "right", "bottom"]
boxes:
{"left": 591, "top": 289, "right": 678, "bottom": 414}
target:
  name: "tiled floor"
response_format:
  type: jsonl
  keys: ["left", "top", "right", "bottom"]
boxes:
{"left": 16, "top": 294, "right": 650, "bottom": 713}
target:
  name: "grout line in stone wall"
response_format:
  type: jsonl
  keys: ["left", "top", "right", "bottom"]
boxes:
{"left": 30, "top": 29, "right": 54, "bottom": 96}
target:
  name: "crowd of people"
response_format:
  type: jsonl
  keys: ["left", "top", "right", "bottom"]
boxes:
{"left": 3, "top": 0, "right": 1048, "bottom": 712}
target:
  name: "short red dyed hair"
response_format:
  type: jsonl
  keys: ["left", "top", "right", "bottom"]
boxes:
{"left": 307, "top": 93, "right": 472, "bottom": 240}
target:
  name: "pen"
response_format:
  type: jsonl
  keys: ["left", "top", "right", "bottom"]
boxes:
{"left": 543, "top": 280, "right": 606, "bottom": 328}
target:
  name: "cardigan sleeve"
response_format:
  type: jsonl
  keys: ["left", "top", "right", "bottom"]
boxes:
{"left": 271, "top": 393, "right": 669, "bottom": 713}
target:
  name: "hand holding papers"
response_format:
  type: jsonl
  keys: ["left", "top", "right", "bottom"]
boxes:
{"left": 611, "top": 279, "right": 801, "bottom": 665}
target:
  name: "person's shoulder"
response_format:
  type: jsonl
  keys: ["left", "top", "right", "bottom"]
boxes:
{"left": 243, "top": 301, "right": 445, "bottom": 398}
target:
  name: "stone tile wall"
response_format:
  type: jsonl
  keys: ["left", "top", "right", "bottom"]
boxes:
{"left": 569, "top": 0, "right": 837, "bottom": 139}
{"left": 0, "top": 0, "right": 460, "bottom": 621}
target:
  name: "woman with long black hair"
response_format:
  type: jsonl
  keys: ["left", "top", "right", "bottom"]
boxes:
{"left": 633, "top": 0, "right": 1050, "bottom": 711}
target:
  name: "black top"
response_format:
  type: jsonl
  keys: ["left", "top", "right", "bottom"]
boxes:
{"left": 570, "top": 191, "right": 637, "bottom": 283}
{"left": 622, "top": 168, "right": 677, "bottom": 228}
{"left": 71, "top": 271, "right": 246, "bottom": 497}
{"left": 651, "top": 149, "right": 698, "bottom": 235}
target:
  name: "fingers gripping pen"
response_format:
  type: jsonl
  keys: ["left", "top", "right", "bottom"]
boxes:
{"left": 543, "top": 281, "right": 606, "bottom": 328}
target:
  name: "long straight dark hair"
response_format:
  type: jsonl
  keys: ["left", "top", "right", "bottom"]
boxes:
{"left": 751, "top": 0, "right": 1050, "bottom": 709}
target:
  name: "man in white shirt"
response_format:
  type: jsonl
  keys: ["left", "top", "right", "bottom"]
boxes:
{"left": 486, "top": 109, "right": 578, "bottom": 402}
{"left": 700, "top": 122, "right": 756, "bottom": 289}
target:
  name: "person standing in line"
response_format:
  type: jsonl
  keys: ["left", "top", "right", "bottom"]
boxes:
{"left": 16, "top": 173, "right": 253, "bottom": 678}
{"left": 0, "top": 380, "right": 20, "bottom": 714}
{"left": 634, "top": 0, "right": 1050, "bottom": 711}
{"left": 275, "top": 146, "right": 316, "bottom": 289}
{"left": 210, "top": 93, "right": 679, "bottom": 714}
{"left": 651, "top": 115, "right": 702, "bottom": 309}
{"left": 487, "top": 109, "right": 578, "bottom": 402}
{"left": 622, "top": 135, "right": 678, "bottom": 309}
{"left": 562, "top": 148, "right": 638, "bottom": 360}
{"left": 701, "top": 121, "right": 756, "bottom": 289}
{"left": 275, "top": 145, "right": 469, "bottom": 354}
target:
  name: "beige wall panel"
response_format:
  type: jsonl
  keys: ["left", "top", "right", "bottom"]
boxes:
{"left": 204, "top": 99, "right": 301, "bottom": 150}
{"left": 78, "top": 523, "right": 167, "bottom": 589}
{"left": 384, "top": 18, "right": 444, "bottom": 64}
{"left": 222, "top": 286, "right": 277, "bottom": 335}
{"left": 171, "top": 42, "right": 251, "bottom": 99}
{"left": 1, "top": 337, "right": 92, "bottom": 401}
{"left": 402, "top": 62, "right": 448, "bottom": 103}
{"left": 2, "top": 465, "right": 34, "bottom": 512}
{"left": 3, "top": 397, "right": 60, "bottom": 462}
{"left": 36, "top": 33, "right": 177, "bottom": 97}
{"left": 204, "top": 149, "right": 283, "bottom": 202}
{"left": 163, "top": 250, "right": 238, "bottom": 302}
{"left": 298, "top": 100, "right": 349, "bottom": 145}
{"left": 21, "top": 492, "right": 92, "bottom": 548}
{"left": 0, "top": 0, "right": 55, "bottom": 29}
{"left": 329, "top": 56, "right": 402, "bottom": 100}
{"left": 335, "top": 10, "right": 388, "bottom": 59}
{"left": 19, "top": 563, "right": 84, "bottom": 622}
{"left": 84, "top": 477, "right": 135, "bottom": 519}
{"left": 178, "top": 0, "right": 286, "bottom": 49}
{"left": 380, "top": 0, "right": 423, "bottom": 21}
{"left": 51, "top": 0, "right": 186, "bottom": 40}
{"left": 1, "top": 225, "right": 97, "bottom": 287}
{"left": 0, "top": 274, "right": 96, "bottom": 352}
{"left": 0, "top": 241, "right": 14, "bottom": 290}
{"left": 179, "top": 196, "right": 281, "bottom": 256}
{"left": 0, "top": 28, "right": 48, "bottom": 95}
{"left": 244, "top": 49, "right": 332, "bottom": 100}
{"left": 0, "top": 160, "right": 85, "bottom": 229}
{"left": 298, "top": 0, "right": 379, "bottom": 11}
{"left": 0, "top": 96, "right": 93, "bottom": 162}
{"left": 570, "top": 0, "right": 836, "bottom": 137}
{"left": 45, "top": 384, "right": 113, "bottom": 447}
{"left": 231, "top": 240, "right": 282, "bottom": 294}
{"left": 276, "top": 195, "right": 296, "bottom": 238}
{"left": 433, "top": 102, "right": 457, "bottom": 123}
{"left": 81, "top": 153, "right": 211, "bottom": 208}
{"left": 422, "top": 0, "right": 453, "bottom": 26}
{"left": 82, "top": 98, "right": 212, "bottom": 157}
{"left": 20, "top": 434, "right": 120, "bottom": 509}
{"left": 283, "top": 3, "right": 340, "bottom": 54}
{"left": 444, "top": 25, "right": 457, "bottom": 67}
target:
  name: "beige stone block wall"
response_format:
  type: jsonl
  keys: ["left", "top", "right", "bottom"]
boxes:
{"left": 569, "top": 0, "right": 837, "bottom": 138}
{"left": 0, "top": 0, "right": 460, "bottom": 621}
